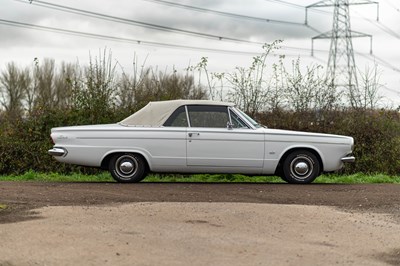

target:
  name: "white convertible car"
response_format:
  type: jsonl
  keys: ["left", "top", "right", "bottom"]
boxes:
{"left": 49, "top": 100, "right": 355, "bottom": 183}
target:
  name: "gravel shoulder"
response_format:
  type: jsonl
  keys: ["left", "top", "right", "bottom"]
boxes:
{"left": 1, "top": 182, "right": 399, "bottom": 265}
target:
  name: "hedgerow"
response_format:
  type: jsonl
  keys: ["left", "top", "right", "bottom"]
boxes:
{"left": 1, "top": 107, "right": 399, "bottom": 175}
{"left": 1, "top": 47, "right": 399, "bottom": 176}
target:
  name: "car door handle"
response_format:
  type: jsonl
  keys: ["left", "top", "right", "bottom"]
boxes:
{"left": 188, "top": 132, "right": 200, "bottom": 137}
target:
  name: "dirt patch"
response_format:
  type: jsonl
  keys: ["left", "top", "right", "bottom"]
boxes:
{"left": 1, "top": 182, "right": 400, "bottom": 223}
{"left": 0, "top": 202, "right": 399, "bottom": 266}
{"left": 0, "top": 182, "right": 399, "bottom": 265}
{"left": 377, "top": 249, "right": 400, "bottom": 266}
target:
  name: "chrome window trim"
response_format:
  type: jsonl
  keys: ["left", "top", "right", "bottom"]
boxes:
{"left": 229, "top": 107, "right": 256, "bottom": 130}
{"left": 228, "top": 107, "right": 251, "bottom": 130}
{"left": 182, "top": 104, "right": 256, "bottom": 130}
{"left": 227, "top": 106, "right": 232, "bottom": 124}
{"left": 185, "top": 105, "right": 191, "bottom": 127}
{"left": 185, "top": 104, "right": 230, "bottom": 129}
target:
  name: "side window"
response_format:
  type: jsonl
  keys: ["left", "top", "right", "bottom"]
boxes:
{"left": 187, "top": 105, "right": 229, "bottom": 128}
{"left": 229, "top": 109, "right": 249, "bottom": 129}
{"left": 163, "top": 106, "right": 188, "bottom": 127}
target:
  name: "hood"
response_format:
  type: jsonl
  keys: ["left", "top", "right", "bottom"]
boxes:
{"left": 264, "top": 128, "right": 354, "bottom": 144}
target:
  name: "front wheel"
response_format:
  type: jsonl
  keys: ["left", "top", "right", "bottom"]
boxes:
{"left": 109, "top": 153, "right": 147, "bottom": 183}
{"left": 282, "top": 150, "right": 320, "bottom": 184}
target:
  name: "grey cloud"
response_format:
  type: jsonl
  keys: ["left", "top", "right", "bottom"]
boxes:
{"left": 0, "top": 0, "right": 330, "bottom": 49}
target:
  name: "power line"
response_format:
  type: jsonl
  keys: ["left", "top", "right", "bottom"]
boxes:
{"left": 383, "top": 0, "right": 400, "bottom": 13}
{"left": 4, "top": 2, "right": 397, "bottom": 78}
{"left": 352, "top": 9, "right": 400, "bottom": 39}
{"left": 141, "top": 0, "right": 310, "bottom": 28}
{"left": 381, "top": 84, "right": 399, "bottom": 94}
{"left": 264, "top": 0, "right": 331, "bottom": 14}
{"left": 1, "top": 15, "right": 385, "bottom": 64}
{"left": 0, "top": 18, "right": 263, "bottom": 56}
{"left": 1, "top": 17, "right": 397, "bottom": 93}
{"left": 310, "top": 47, "right": 400, "bottom": 74}
{"left": 365, "top": 54, "right": 400, "bottom": 73}
{"left": 266, "top": 1, "right": 399, "bottom": 41}
{"left": 0, "top": 17, "right": 319, "bottom": 59}
{"left": 264, "top": 0, "right": 329, "bottom": 13}
{"left": 15, "top": 0, "right": 268, "bottom": 46}
{"left": 12, "top": 0, "right": 323, "bottom": 52}
{"left": 307, "top": 0, "right": 381, "bottom": 93}
{"left": 263, "top": 0, "right": 303, "bottom": 9}
{"left": 12, "top": 0, "right": 398, "bottom": 57}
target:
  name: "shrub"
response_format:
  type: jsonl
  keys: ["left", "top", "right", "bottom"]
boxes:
{"left": 0, "top": 109, "right": 102, "bottom": 174}
{"left": 1, "top": 107, "right": 399, "bottom": 175}
{"left": 259, "top": 109, "right": 400, "bottom": 175}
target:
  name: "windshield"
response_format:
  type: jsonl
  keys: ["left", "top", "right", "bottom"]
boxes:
{"left": 234, "top": 108, "right": 264, "bottom": 128}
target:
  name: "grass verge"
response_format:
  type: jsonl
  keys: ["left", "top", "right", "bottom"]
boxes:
{"left": 0, "top": 171, "right": 113, "bottom": 182}
{"left": 0, "top": 171, "right": 400, "bottom": 184}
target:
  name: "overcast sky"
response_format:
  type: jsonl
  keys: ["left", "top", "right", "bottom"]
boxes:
{"left": 1, "top": 0, "right": 399, "bottom": 106}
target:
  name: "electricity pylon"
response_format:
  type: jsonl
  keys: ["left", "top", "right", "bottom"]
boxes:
{"left": 306, "top": 0, "right": 378, "bottom": 90}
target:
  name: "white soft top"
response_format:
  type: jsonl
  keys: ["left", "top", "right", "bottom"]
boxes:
{"left": 119, "top": 99, "right": 234, "bottom": 127}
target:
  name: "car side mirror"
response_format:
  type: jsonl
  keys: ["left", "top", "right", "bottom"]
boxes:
{"left": 227, "top": 121, "right": 233, "bottom": 130}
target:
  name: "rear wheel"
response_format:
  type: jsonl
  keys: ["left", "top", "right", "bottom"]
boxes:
{"left": 109, "top": 153, "right": 147, "bottom": 183}
{"left": 282, "top": 150, "right": 320, "bottom": 184}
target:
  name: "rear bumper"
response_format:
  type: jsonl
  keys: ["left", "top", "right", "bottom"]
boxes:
{"left": 48, "top": 147, "right": 68, "bottom": 157}
{"left": 341, "top": 156, "right": 355, "bottom": 163}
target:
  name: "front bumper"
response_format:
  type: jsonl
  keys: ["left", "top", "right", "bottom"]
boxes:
{"left": 341, "top": 156, "right": 355, "bottom": 163}
{"left": 48, "top": 147, "right": 68, "bottom": 157}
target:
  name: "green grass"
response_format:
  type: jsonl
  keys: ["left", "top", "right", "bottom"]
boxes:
{"left": 316, "top": 173, "right": 400, "bottom": 184}
{"left": 0, "top": 170, "right": 113, "bottom": 182}
{"left": 1, "top": 170, "right": 400, "bottom": 184}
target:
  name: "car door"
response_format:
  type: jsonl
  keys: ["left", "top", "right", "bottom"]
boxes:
{"left": 152, "top": 105, "right": 188, "bottom": 169}
{"left": 186, "top": 105, "right": 264, "bottom": 168}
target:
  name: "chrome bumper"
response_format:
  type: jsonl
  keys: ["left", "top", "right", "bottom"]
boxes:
{"left": 48, "top": 148, "right": 68, "bottom": 157}
{"left": 341, "top": 156, "right": 355, "bottom": 163}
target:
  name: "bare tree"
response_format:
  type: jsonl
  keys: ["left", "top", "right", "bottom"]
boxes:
{"left": 283, "top": 59, "right": 338, "bottom": 112}
{"left": 226, "top": 41, "right": 282, "bottom": 115}
{"left": 54, "top": 62, "right": 80, "bottom": 109}
{"left": 0, "top": 62, "right": 30, "bottom": 119}
{"left": 268, "top": 56, "right": 286, "bottom": 111}
{"left": 33, "top": 58, "right": 58, "bottom": 110}
{"left": 70, "top": 49, "right": 118, "bottom": 123}
{"left": 25, "top": 58, "right": 38, "bottom": 115}
{"left": 134, "top": 68, "right": 206, "bottom": 109}
{"left": 116, "top": 54, "right": 151, "bottom": 110}
{"left": 349, "top": 64, "right": 382, "bottom": 110}
{"left": 186, "top": 57, "right": 225, "bottom": 101}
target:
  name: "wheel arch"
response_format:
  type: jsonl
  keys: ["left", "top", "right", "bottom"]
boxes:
{"left": 101, "top": 151, "right": 150, "bottom": 173}
{"left": 275, "top": 147, "right": 324, "bottom": 176}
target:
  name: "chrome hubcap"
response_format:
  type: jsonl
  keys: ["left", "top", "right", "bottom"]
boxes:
{"left": 120, "top": 161, "right": 134, "bottom": 174}
{"left": 294, "top": 162, "right": 309, "bottom": 175}
{"left": 290, "top": 156, "right": 314, "bottom": 180}
{"left": 115, "top": 155, "right": 138, "bottom": 180}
